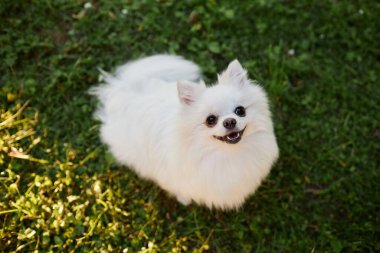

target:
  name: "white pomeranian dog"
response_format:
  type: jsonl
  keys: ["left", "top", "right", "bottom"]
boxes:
{"left": 92, "top": 55, "right": 279, "bottom": 209}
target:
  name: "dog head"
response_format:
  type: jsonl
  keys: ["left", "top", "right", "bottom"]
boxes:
{"left": 177, "top": 60, "right": 274, "bottom": 150}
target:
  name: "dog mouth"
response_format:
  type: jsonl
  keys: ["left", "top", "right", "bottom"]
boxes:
{"left": 213, "top": 127, "right": 246, "bottom": 144}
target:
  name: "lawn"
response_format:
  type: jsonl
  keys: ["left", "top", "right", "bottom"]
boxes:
{"left": 1, "top": 1, "right": 379, "bottom": 252}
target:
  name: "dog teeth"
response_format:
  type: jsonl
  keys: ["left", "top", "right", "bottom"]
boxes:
{"left": 213, "top": 127, "right": 246, "bottom": 144}
{"left": 227, "top": 132, "right": 240, "bottom": 141}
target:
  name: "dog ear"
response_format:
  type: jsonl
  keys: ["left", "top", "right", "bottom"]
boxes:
{"left": 219, "top": 59, "right": 248, "bottom": 87}
{"left": 177, "top": 80, "right": 205, "bottom": 106}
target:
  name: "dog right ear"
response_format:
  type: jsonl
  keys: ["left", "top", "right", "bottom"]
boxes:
{"left": 177, "top": 80, "right": 205, "bottom": 106}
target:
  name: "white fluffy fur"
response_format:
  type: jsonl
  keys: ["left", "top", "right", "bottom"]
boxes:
{"left": 92, "top": 55, "right": 279, "bottom": 209}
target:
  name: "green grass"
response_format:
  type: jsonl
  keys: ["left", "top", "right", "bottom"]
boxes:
{"left": 1, "top": 1, "right": 379, "bottom": 252}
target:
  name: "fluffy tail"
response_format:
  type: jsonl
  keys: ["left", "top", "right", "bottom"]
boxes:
{"left": 90, "top": 54, "right": 201, "bottom": 120}
{"left": 114, "top": 54, "right": 201, "bottom": 85}
{"left": 92, "top": 54, "right": 201, "bottom": 96}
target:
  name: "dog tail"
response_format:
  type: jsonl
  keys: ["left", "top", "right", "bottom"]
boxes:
{"left": 90, "top": 55, "right": 201, "bottom": 121}
{"left": 114, "top": 54, "right": 201, "bottom": 86}
{"left": 93, "top": 55, "right": 201, "bottom": 93}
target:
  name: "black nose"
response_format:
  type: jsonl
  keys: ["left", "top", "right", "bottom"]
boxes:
{"left": 223, "top": 118, "right": 236, "bottom": 129}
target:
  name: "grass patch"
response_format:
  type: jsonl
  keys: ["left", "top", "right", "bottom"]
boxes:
{"left": 1, "top": 0, "right": 379, "bottom": 252}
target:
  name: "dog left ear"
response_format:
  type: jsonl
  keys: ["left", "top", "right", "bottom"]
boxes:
{"left": 177, "top": 80, "right": 205, "bottom": 106}
{"left": 219, "top": 59, "right": 248, "bottom": 87}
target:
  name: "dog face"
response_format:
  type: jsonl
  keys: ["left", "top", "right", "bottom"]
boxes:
{"left": 178, "top": 60, "right": 273, "bottom": 148}
{"left": 201, "top": 86, "right": 249, "bottom": 144}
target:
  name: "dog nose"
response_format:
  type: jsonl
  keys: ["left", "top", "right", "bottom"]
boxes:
{"left": 223, "top": 118, "right": 236, "bottom": 129}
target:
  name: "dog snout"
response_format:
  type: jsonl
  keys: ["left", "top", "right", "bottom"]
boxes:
{"left": 223, "top": 118, "right": 236, "bottom": 129}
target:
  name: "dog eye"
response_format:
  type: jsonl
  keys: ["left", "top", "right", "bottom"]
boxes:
{"left": 234, "top": 106, "right": 246, "bottom": 117}
{"left": 205, "top": 115, "right": 218, "bottom": 127}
